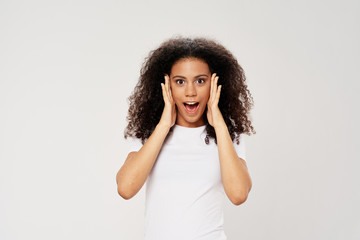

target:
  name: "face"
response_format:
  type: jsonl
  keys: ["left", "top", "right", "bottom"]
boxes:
{"left": 169, "top": 57, "right": 211, "bottom": 127}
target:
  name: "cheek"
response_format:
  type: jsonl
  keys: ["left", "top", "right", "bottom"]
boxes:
{"left": 200, "top": 87, "right": 211, "bottom": 101}
{"left": 170, "top": 88, "right": 182, "bottom": 102}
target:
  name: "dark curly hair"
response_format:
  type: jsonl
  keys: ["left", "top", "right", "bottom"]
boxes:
{"left": 124, "top": 36, "right": 256, "bottom": 144}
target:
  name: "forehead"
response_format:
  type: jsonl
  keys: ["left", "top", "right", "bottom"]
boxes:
{"left": 170, "top": 58, "right": 211, "bottom": 75}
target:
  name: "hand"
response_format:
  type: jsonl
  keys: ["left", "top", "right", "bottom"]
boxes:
{"left": 159, "top": 74, "right": 176, "bottom": 129}
{"left": 207, "top": 73, "right": 224, "bottom": 128}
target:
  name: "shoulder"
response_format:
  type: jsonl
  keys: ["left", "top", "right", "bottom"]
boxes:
{"left": 233, "top": 133, "right": 247, "bottom": 162}
{"left": 126, "top": 137, "right": 144, "bottom": 153}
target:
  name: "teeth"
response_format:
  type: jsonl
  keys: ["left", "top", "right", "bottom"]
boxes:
{"left": 185, "top": 102, "right": 197, "bottom": 105}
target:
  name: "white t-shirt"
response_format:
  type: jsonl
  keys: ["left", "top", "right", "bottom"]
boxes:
{"left": 128, "top": 124, "right": 246, "bottom": 240}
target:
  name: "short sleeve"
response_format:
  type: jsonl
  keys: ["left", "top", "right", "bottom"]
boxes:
{"left": 127, "top": 137, "right": 143, "bottom": 153}
{"left": 233, "top": 134, "right": 246, "bottom": 162}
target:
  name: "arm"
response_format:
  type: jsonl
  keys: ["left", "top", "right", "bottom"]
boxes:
{"left": 116, "top": 75, "right": 176, "bottom": 200}
{"left": 207, "top": 73, "right": 252, "bottom": 206}
{"left": 116, "top": 123, "right": 170, "bottom": 199}
{"left": 215, "top": 123, "right": 252, "bottom": 205}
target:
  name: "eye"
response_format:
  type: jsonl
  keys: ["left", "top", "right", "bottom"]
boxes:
{"left": 175, "top": 79, "right": 185, "bottom": 85}
{"left": 195, "top": 78, "right": 205, "bottom": 84}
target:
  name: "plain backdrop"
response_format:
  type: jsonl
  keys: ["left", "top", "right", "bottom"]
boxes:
{"left": 1, "top": 0, "right": 359, "bottom": 239}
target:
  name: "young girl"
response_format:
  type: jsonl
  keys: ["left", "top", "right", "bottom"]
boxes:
{"left": 116, "top": 36, "right": 256, "bottom": 240}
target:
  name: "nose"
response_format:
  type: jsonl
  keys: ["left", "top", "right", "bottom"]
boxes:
{"left": 185, "top": 83, "right": 197, "bottom": 97}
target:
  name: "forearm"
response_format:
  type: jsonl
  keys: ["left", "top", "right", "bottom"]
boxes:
{"left": 116, "top": 123, "right": 170, "bottom": 199}
{"left": 215, "top": 122, "right": 252, "bottom": 205}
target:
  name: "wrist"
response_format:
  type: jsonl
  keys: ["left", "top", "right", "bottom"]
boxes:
{"left": 212, "top": 113, "right": 226, "bottom": 130}
{"left": 213, "top": 120, "right": 227, "bottom": 132}
{"left": 156, "top": 122, "right": 172, "bottom": 133}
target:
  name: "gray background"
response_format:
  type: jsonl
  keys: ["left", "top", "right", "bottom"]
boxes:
{"left": 1, "top": 0, "right": 359, "bottom": 239}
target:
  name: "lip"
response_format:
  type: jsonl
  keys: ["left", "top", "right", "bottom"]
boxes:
{"left": 183, "top": 102, "right": 200, "bottom": 115}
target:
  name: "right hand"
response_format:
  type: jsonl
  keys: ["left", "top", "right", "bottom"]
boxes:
{"left": 159, "top": 74, "right": 176, "bottom": 129}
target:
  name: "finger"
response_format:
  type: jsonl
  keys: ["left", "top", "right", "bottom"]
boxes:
{"left": 165, "top": 75, "right": 173, "bottom": 101}
{"left": 210, "top": 73, "right": 216, "bottom": 100}
{"left": 161, "top": 83, "right": 166, "bottom": 100}
{"left": 207, "top": 94, "right": 211, "bottom": 105}
{"left": 164, "top": 75, "right": 168, "bottom": 90}
{"left": 215, "top": 76, "right": 220, "bottom": 100}
{"left": 214, "top": 76, "right": 219, "bottom": 93}
{"left": 215, "top": 85, "right": 222, "bottom": 104}
{"left": 161, "top": 82, "right": 169, "bottom": 103}
{"left": 168, "top": 88, "right": 173, "bottom": 102}
{"left": 165, "top": 75, "right": 169, "bottom": 92}
{"left": 161, "top": 82, "right": 167, "bottom": 99}
{"left": 212, "top": 75, "right": 218, "bottom": 101}
{"left": 165, "top": 75, "right": 171, "bottom": 99}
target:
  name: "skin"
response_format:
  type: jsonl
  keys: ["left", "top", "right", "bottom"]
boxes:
{"left": 116, "top": 57, "right": 252, "bottom": 205}
{"left": 168, "top": 57, "right": 211, "bottom": 128}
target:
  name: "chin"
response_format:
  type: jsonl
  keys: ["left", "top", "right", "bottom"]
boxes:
{"left": 181, "top": 113, "right": 206, "bottom": 126}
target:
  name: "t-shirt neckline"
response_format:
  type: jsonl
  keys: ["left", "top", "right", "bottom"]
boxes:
{"left": 174, "top": 124, "right": 206, "bottom": 129}
{"left": 172, "top": 124, "right": 207, "bottom": 136}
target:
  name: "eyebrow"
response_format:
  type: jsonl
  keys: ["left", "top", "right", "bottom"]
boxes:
{"left": 172, "top": 74, "right": 209, "bottom": 79}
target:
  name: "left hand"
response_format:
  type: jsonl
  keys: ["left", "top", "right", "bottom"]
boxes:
{"left": 207, "top": 73, "right": 225, "bottom": 128}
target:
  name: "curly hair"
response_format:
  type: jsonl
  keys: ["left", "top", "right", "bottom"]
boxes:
{"left": 124, "top": 36, "right": 256, "bottom": 144}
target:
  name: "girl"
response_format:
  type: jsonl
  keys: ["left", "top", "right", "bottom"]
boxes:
{"left": 116, "top": 36, "right": 256, "bottom": 240}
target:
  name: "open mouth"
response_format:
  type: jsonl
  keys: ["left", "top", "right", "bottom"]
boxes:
{"left": 183, "top": 102, "right": 199, "bottom": 114}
